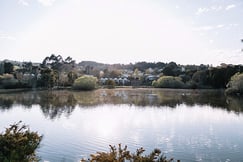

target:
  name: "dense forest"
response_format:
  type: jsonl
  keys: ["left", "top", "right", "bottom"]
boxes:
{"left": 0, "top": 54, "right": 243, "bottom": 94}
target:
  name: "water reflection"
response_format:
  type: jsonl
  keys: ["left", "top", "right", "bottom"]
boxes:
{"left": 38, "top": 91, "right": 76, "bottom": 119}
{"left": 0, "top": 89, "right": 243, "bottom": 161}
{"left": 0, "top": 91, "right": 77, "bottom": 119}
{"left": 0, "top": 89, "right": 243, "bottom": 119}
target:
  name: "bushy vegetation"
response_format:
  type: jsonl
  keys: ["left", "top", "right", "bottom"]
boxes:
{"left": 225, "top": 72, "right": 243, "bottom": 95}
{"left": 152, "top": 76, "right": 185, "bottom": 89}
{"left": 1, "top": 54, "right": 243, "bottom": 89}
{"left": 0, "top": 74, "right": 20, "bottom": 89}
{"left": 0, "top": 121, "right": 42, "bottom": 162}
{"left": 81, "top": 144, "right": 178, "bottom": 162}
{"left": 72, "top": 75, "right": 98, "bottom": 90}
{"left": 105, "top": 79, "right": 116, "bottom": 89}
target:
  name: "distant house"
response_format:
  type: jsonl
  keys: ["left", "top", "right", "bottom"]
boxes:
{"left": 99, "top": 77, "right": 130, "bottom": 86}
{"left": 146, "top": 75, "right": 159, "bottom": 82}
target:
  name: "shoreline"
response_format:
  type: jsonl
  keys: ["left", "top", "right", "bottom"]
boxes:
{"left": 0, "top": 86, "right": 226, "bottom": 94}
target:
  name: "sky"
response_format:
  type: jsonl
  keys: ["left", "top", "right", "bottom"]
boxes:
{"left": 0, "top": 0, "right": 243, "bottom": 65}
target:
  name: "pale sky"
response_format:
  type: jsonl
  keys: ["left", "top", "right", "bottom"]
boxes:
{"left": 0, "top": 0, "right": 243, "bottom": 65}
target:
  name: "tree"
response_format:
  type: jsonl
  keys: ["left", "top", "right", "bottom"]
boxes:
{"left": 208, "top": 67, "right": 225, "bottom": 88}
{"left": 22, "top": 62, "right": 33, "bottom": 73}
{"left": 0, "top": 74, "right": 19, "bottom": 89}
{"left": 110, "top": 70, "right": 121, "bottom": 78}
{"left": 67, "top": 71, "right": 78, "bottom": 85}
{"left": 0, "top": 121, "right": 42, "bottom": 162}
{"left": 64, "top": 56, "right": 75, "bottom": 64}
{"left": 4, "top": 62, "right": 14, "bottom": 74}
{"left": 162, "top": 62, "right": 179, "bottom": 76}
{"left": 192, "top": 70, "right": 209, "bottom": 88}
{"left": 225, "top": 72, "right": 243, "bottom": 95}
{"left": 38, "top": 68, "right": 58, "bottom": 88}
{"left": 105, "top": 79, "right": 116, "bottom": 88}
{"left": 40, "top": 54, "right": 77, "bottom": 88}
{"left": 152, "top": 76, "right": 185, "bottom": 89}
{"left": 133, "top": 68, "right": 140, "bottom": 79}
{"left": 72, "top": 75, "right": 98, "bottom": 90}
{"left": 41, "top": 54, "right": 63, "bottom": 70}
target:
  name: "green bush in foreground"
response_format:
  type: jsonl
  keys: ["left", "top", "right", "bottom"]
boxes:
{"left": 152, "top": 76, "right": 185, "bottom": 89}
{"left": 73, "top": 75, "right": 98, "bottom": 90}
{"left": 81, "top": 144, "right": 179, "bottom": 162}
{"left": 0, "top": 121, "right": 42, "bottom": 162}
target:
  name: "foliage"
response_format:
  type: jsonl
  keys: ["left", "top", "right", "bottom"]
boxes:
{"left": 152, "top": 76, "right": 185, "bottom": 89}
{"left": 81, "top": 144, "right": 178, "bottom": 162}
{"left": 0, "top": 74, "right": 20, "bottom": 89}
{"left": 0, "top": 121, "right": 42, "bottom": 162}
{"left": 105, "top": 79, "right": 116, "bottom": 88}
{"left": 40, "top": 54, "right": 76, "bottom": 87}
{"left": 38, "top": 68, "right": 58, "bottom": 88}
{"left": 67, "top": 71, "right": 78, "bottom": 85}
{"left": 2, "top": 54, "right": 243, "bottom": 90}
{"left": 191, "top": 70, "right": 210, "bottom": 88}
{"left": 73, "top": 75, "right": 97, "bottom": 90}
{"left": 133, "top": 62, "right": 166, "bottom": 72}
{"left": 4, "top": 62, "right": 14, "bottom": 74}
{"left": 162, "top": 62, "right": 179, "bottom": 76}
{"left": 225, "top": 72, "right": 243, "bottom": 95}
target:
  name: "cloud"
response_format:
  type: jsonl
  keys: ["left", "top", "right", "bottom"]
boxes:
{"left": 37, "top": 0, "right": 56, "bottom": 6}
{"left": 209, "top": 40, "right": 214, "bottom": 44}
{"left": 18, "top": 0, "right": 29, "bottom": 6}
{"left": 225, "top": 4, "right": 236, "bottom": 10}
{"left": 0, "top": 35, "right": 16, "bottom": 41}
{"left": 217, "top": 24, "right": 224, "bottom": 28}
{"left": 207, "top": 48, "right": 243, "bottom": 65}
{"left": 196, "top": 6, "right": 223, "bottom": 15}
{"left": 193, "top": 24, "right": 239, "bottom": 32}
{"left": 196, "top": 4, "right": 237, "bottom": 15}
{"left": 0, "top": 32, "right": 16, "bottom": 41}
{"left": 193, "top": 24, "right": 224, "bottom": 31}
{"left": 196, "top": 7, "right": 210, "bottom": 15}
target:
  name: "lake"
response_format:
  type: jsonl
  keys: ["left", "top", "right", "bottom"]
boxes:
{"left": 0, "top": 88, "right": 243, "bottom": 162}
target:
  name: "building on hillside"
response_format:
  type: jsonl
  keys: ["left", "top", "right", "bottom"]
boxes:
{"left": 99, "top": 77, "right": 130, "bottom": 86}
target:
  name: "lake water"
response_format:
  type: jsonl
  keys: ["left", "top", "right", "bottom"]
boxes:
{"left": 0, "top": 88, "right": 243, "bottom": 162}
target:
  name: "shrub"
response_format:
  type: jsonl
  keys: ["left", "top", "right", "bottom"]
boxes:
{"left": 72, "top": 75, "right": 97, "bottom": 90}
{"left": 105, "top": 79, "right": 116, "bottom": 89}
{"left": 0, "top": 74, "right": 20, "bottom": 89}
{"left": 81, "top": 144, "right": 178, "bottom": 162}
{"left": 152, "top": 76, "right": 185, "bottom": 89}
{"left": 0, "top": 121, "right": 42, "bottom": 162}
{"left": 225, "top": 72, "right": 243, "bottom": 95}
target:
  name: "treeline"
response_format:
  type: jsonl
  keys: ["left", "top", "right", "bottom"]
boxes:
{"left": 0, "top": 54, "right": 243, "bottom": 93}
{"left": 0, "top": 54, "right": 77, "bottom": 89}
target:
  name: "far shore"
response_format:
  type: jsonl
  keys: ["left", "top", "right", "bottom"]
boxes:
{"left": 0, "top": 86, "right": 226, "bottom": 94}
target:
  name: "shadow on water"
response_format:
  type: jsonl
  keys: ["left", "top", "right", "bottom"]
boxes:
{"left": 0, "top": 88, "right": 243, "bottom": 119}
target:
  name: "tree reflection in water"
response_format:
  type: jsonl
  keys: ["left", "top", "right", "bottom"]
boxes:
{"left": 38, "top": 91, "right": 77, "bottom": 119}
{"left": 0, "top": 89, "right": 242, "bottom": 119}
